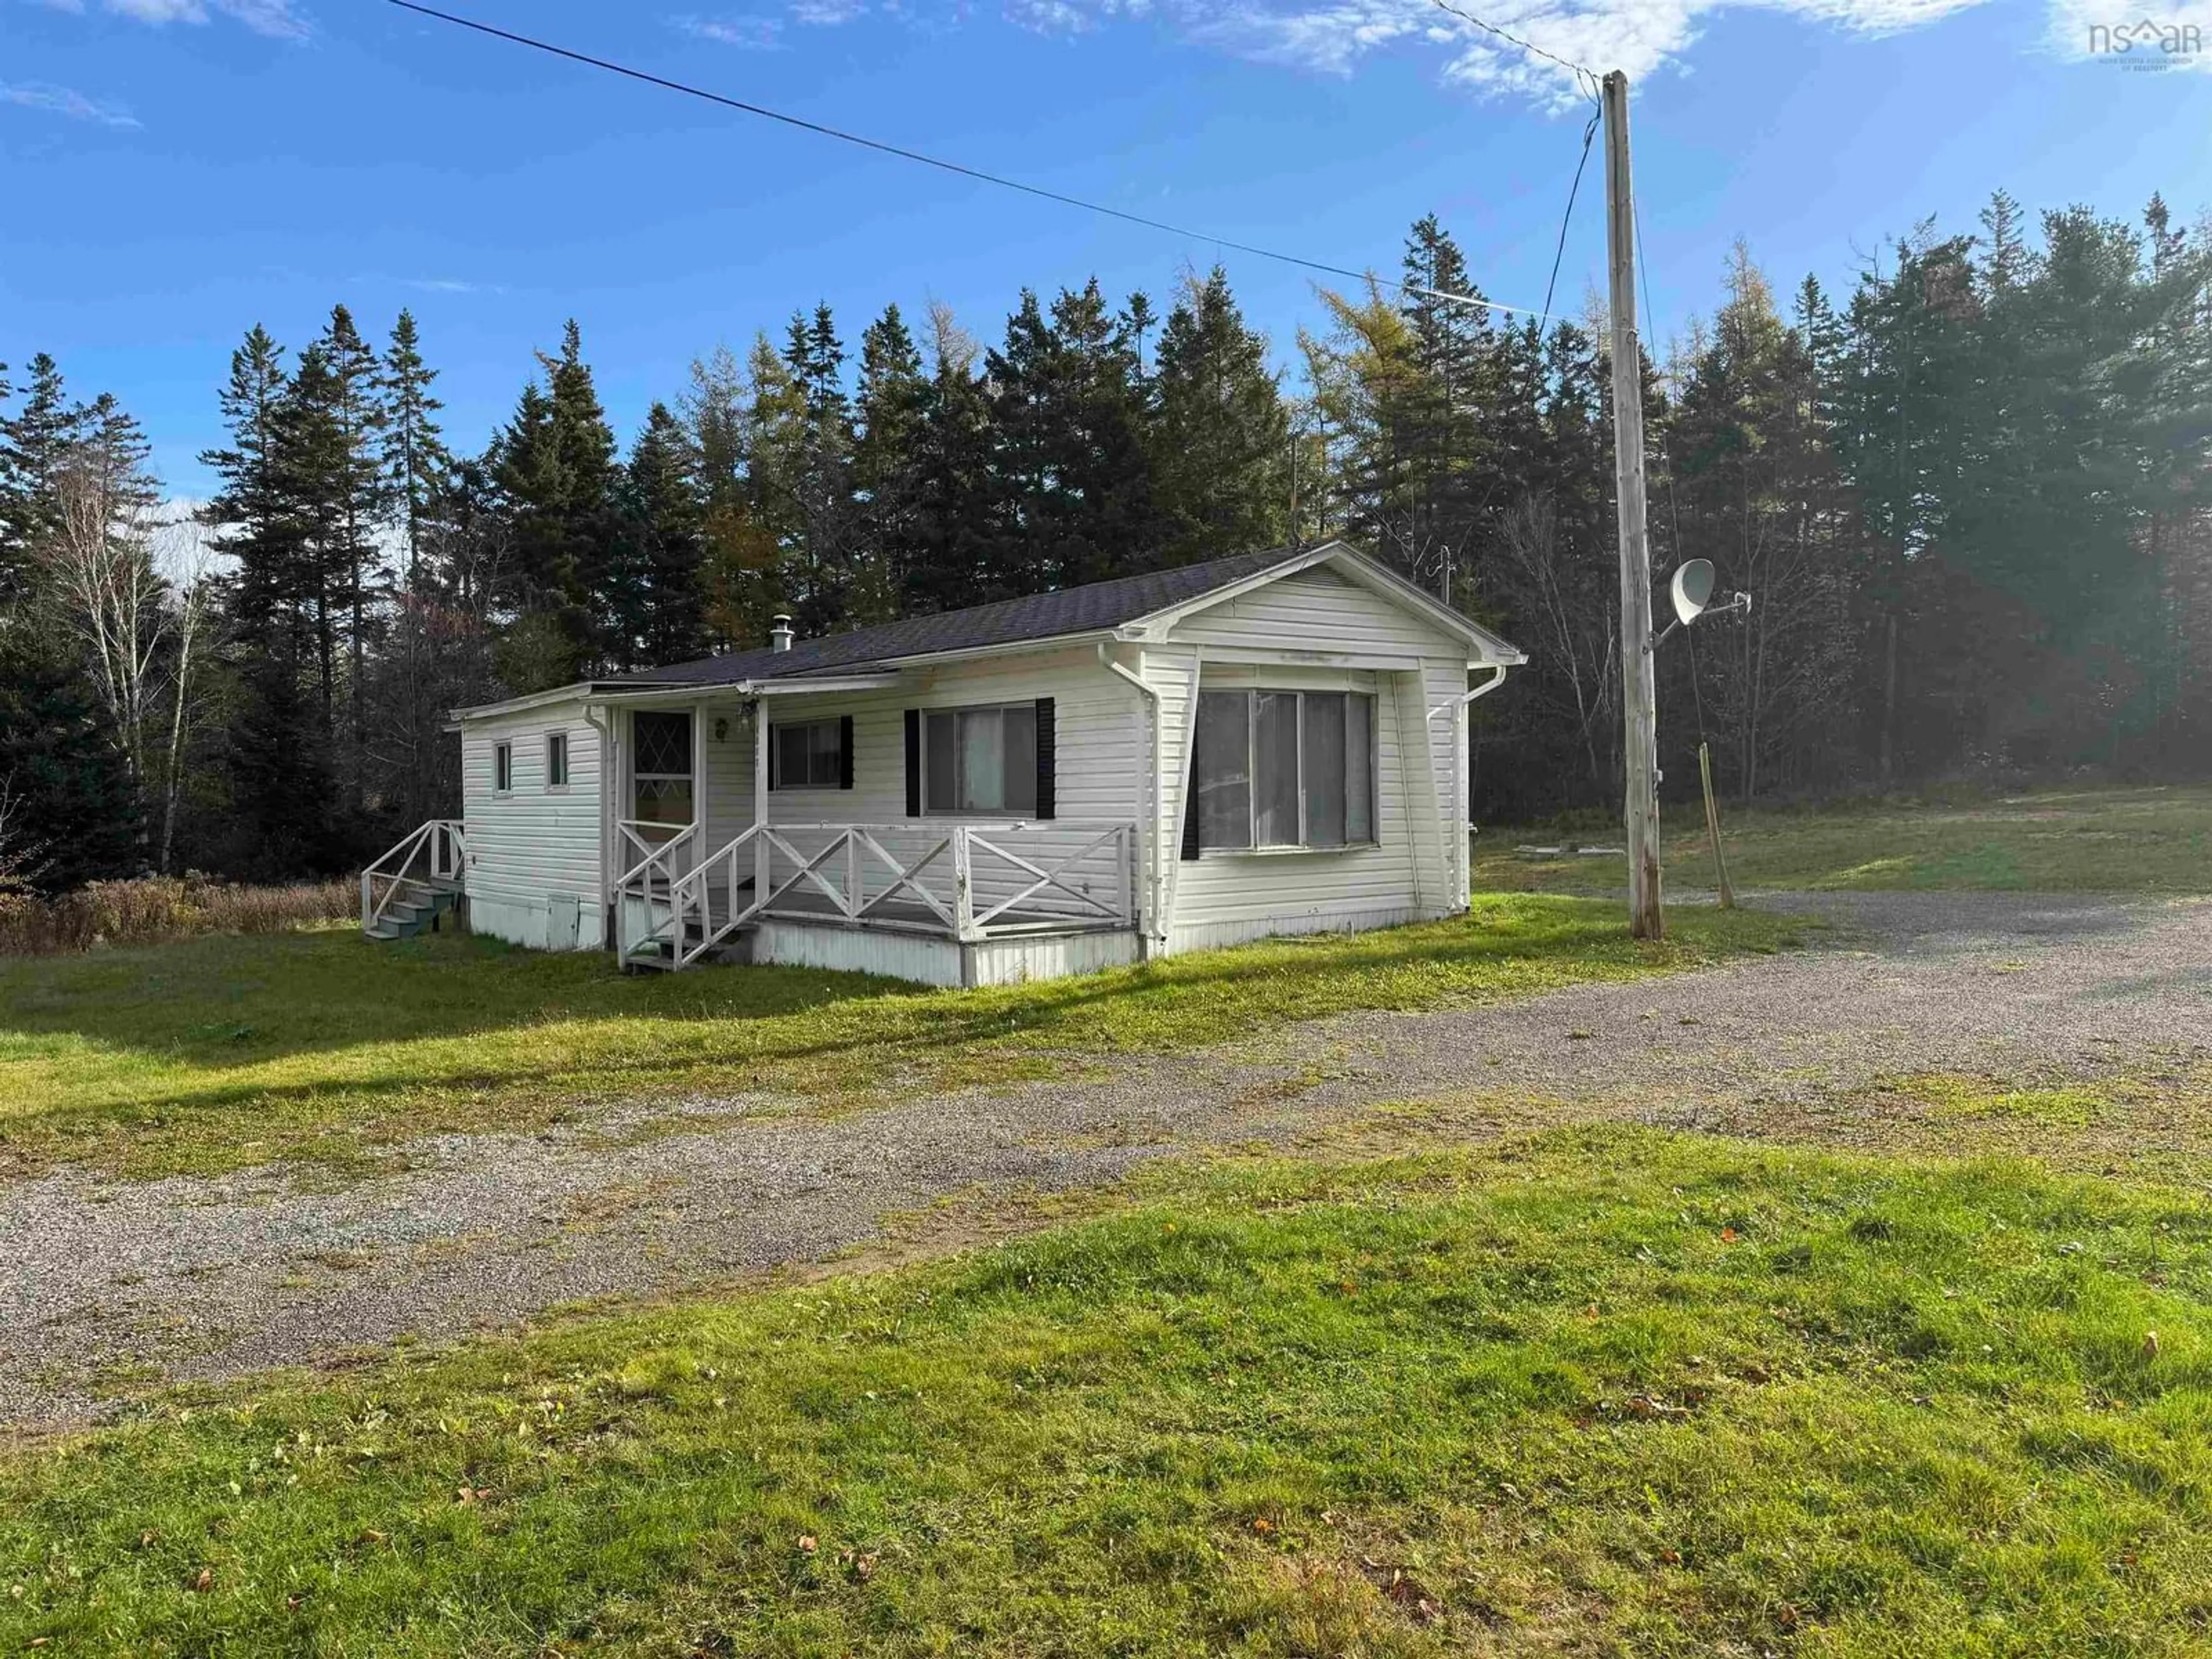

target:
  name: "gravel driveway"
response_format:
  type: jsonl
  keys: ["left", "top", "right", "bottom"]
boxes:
{"left": 6, "top": 889, "right": 2207, "bottom": 1429}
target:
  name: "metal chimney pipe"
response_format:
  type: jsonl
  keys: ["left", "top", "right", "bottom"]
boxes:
{"left": 770, "top": 613, "right": 794, "bottom": 653}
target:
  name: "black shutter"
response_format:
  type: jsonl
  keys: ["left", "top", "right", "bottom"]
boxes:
{"left": 765, "top": 718, "right": 778, "bottom": 792}
{"left": 838, "top": 715, "right": 855, "bottom": 790}
{"left": 904, "top": 709, "right": 922, "bottom": 816}
{"left": 1033, "top": 697, "right": 1056, "bottom": 820}
{"left": 1180, "top": 744, "right": 1202, "bottom": 861}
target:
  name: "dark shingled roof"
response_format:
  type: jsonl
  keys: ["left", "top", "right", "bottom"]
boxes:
{"left": 608, "top": 546, "right": 1313, "bottom": 687}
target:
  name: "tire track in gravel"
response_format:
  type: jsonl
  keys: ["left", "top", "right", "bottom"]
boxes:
{"left": 5, "top": 890, "right": 2206, "bottom": 1429}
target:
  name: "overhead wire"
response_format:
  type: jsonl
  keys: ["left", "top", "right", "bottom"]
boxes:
{"left": 381, "top": 0, "right": 1586, "bottom": 324}
{"left": 1540, "top": 108, "right": 1600, "bottom": 327}
{"left": 1426, "top": 0, "right": 1603, "bottom": 105}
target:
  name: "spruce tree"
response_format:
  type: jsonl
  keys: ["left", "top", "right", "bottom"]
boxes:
{"left": 1152, "top": 267, "right": 1289, "bottom": 565}
{"left": 781, "top": 304, "right": 858, "bottom": 637}
{"left": 200, "top": 326, "right": 344, "bottom": 873}
{"left": 852, "top": 303, "right": 926, "bottom": 625}
{"left": 378, "top": 308, "right": 450, "bottom": 592}
{"left": 618, "top": 402, "right": 708, "bottom": 668}
{"left": 905, "top": 302, "right": 997, "bottom": 613}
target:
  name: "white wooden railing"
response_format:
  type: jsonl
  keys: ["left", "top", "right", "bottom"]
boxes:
{"left": 360, "top": 819, "right": 467, "bottom": 934}
{"left": 615, "top": 820, "right": 1135, "bottom": 968}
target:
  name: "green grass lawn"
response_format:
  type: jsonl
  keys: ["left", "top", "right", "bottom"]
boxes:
{"left": 0, "top": 896, "right": 1794, "bottom": 1182}
{"left": 1473, "top": 783, "right": 2212, "bottom": 896}
{"left": 6, "top": 1126, "right": 2207, "bottom": 1656}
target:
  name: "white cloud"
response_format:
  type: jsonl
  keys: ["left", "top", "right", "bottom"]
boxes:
{"left": 1020, "top": 0, "right": 2118, "bottom": 106}
{"left": 59, "top": 0, "right": 309, "bottom": 38}
{"left": 675, "top": 0, "right": 2205, "bottom": 96}
{"left": 0, "top": 79, "right": 141, "bottom": 126}
{"left": 672, "top": 10, "right": 787, "bottom": 47}
{"left": 402, "top": 276, "right": 508, "bottom": 294}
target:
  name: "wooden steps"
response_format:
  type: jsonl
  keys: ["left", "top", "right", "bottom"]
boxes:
{"left": 363, "top": 885, "right": 461, "bottom": 942}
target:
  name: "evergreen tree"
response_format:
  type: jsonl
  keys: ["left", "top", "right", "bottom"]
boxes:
{"left": 904, "top": 301, "right": 997, "bottom": 614}
{"left": 683, "top": 344, "right": 781, "bottom": 650}
{"left": 851, "top": 303, "right": 927, "bottom": 624}
{"left": 781, "top": 304, "right": 859, "bottom": 636}
{"left": 378, "top": 308, "right": 450, "bottom": 592}
{"left": 488, "top": 321, "right": 622, "bottom": 685}
{"left": 984, "top": 278, "right": 1163, "bottom": 592}
{"left": 619, "top": 402, "right": 708, "bottom": 668}
{"left": 1152, "top": 267, "right": 1289, "bottom": 565}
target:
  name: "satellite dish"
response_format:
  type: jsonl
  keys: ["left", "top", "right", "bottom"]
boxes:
{"left": 1670, "top": 559, "right": 1715, "bottom": 627}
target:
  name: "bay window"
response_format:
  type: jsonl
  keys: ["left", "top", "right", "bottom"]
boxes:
{"left": 1190, "top": 689, "right": 1374, "bottom": 852}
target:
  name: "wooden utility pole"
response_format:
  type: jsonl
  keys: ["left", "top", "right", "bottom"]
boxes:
{"left": 1603, "top": 69, "right": 1664, "bottom": 940}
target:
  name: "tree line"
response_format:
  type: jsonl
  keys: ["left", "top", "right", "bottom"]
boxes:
{"left": 2, "top": 192, "right": 2207, "bottom": 887}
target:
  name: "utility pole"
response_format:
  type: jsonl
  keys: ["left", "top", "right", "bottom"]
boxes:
{"left": 1603, "top": 69, "right": 1664, "bottom": 940}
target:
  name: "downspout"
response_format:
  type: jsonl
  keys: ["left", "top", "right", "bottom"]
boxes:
{"left": 584, "top": 700, "right": 616, "bottom": 957}
{"left": 1427, "top": 665, "right": 1511, "bottom": 907}
{"left": 1100, "top": 642, "right": 1165, "bottom": 955}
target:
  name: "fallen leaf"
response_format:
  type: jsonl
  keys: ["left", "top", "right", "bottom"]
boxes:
{"left": 797, "top": 1535, "right": 817, "bottom": 1555}
{"left": 1719, "top": 1227, "right": 1739, "bottom": 1244}
{"left": 2143, "top": 1331, "right": 2161, "bottom": 1359}
{"left": 1658, "top": 1547, "right": 1682, "bottom": 1566}
{"left": 191, "top": 1567, "right": 214, "bottom": 1593}
{"left": 1252, "top": 1517, "right": 1275, "bottom": 1533}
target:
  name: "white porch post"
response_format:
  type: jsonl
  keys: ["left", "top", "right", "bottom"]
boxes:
{"left": 752, "top": 697, "right": 771, "bottom": 906}
{"left": 693, "top": 699, "right": 709, "bottom": 853}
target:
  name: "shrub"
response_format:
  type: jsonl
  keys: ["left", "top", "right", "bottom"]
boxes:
{"left": 0, "top": 873, "right": 357, "bottom": 957}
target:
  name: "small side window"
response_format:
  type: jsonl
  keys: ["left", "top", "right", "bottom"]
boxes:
{"left": 546, "top": 731, "right": 569, "bottom": 789}
{"left": 493, "top": 740, "right": 514, "bottom": 794}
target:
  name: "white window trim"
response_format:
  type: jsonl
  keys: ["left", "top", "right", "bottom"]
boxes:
{"left": 545, "top": 730, "right": 570, "bottom": 793}
{"left": 921, "top": 702, "right": 1039, "bottom": 820}
{"left": 1195, "top": 688, "right": 1378, "bottom": 858}
{"left": 492, "top": 740, "right": 514, "bottom": 797}
{"left": 768, "top": 716, "right": 844, "bottom": 793}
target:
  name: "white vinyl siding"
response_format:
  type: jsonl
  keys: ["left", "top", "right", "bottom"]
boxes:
{"left": 461, "top": 699, "right": 604, "bottom": 949}
{"left": 1168, "top": 566, "right": 1463, "bottom": 657}
{"left": 697, "top": 644, "right": 1140, "bottom": 924}
{"left": 1157, "top": 563, "right": 1478, "bottom": 951}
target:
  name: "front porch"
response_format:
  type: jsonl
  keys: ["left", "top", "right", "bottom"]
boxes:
{"left": 612, "top": 813, "right": 1141, "bottom": 986}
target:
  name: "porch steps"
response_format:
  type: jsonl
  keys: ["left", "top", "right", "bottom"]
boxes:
{"left": 365, "top": 886, "right": 461, "bottom": 942}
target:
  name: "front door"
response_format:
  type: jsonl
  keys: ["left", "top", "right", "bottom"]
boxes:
{"left": 627, "top": 710, "right": 696, "bottom": 876}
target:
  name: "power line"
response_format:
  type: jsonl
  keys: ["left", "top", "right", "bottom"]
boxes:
{"left": 1541, "top": 108, "right": 1600, "bottom": 325}
{"left": 1427, "top": 0, "right": 1602, "bottom": 104}
{"left": 381, "top": 0, "right": 1582, "bottom": 324}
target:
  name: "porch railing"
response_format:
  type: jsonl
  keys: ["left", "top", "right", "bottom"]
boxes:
{"left": 615, "top": 819, "right": 1136, "bottom": 968}
{"left": 360, "top": 819, "right": 467, "bottom": 934}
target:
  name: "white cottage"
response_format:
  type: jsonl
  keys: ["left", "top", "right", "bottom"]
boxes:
{"left": 361, "top": 541, "right": 1524, "bottom": 987}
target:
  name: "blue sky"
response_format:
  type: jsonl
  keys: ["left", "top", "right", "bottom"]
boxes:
{"left": 3, "top": 0, "right": 2207, "bottom": 499}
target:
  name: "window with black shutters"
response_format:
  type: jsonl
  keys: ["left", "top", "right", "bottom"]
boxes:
{"left": 769, "top": 718, "right": 844, "bottom": 791}
{"left": 921, "top": 704, "right": 1038, "bottom": 816}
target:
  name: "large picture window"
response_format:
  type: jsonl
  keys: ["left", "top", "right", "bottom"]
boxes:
{"left": 923, "top": 703, "right": 1037, "bottom": 816}
{"left": 770, "top": 718, "right": 844, "bottom": 791}
{"left": 1191, "top": 690, "right": 1374, "bottom": 852}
